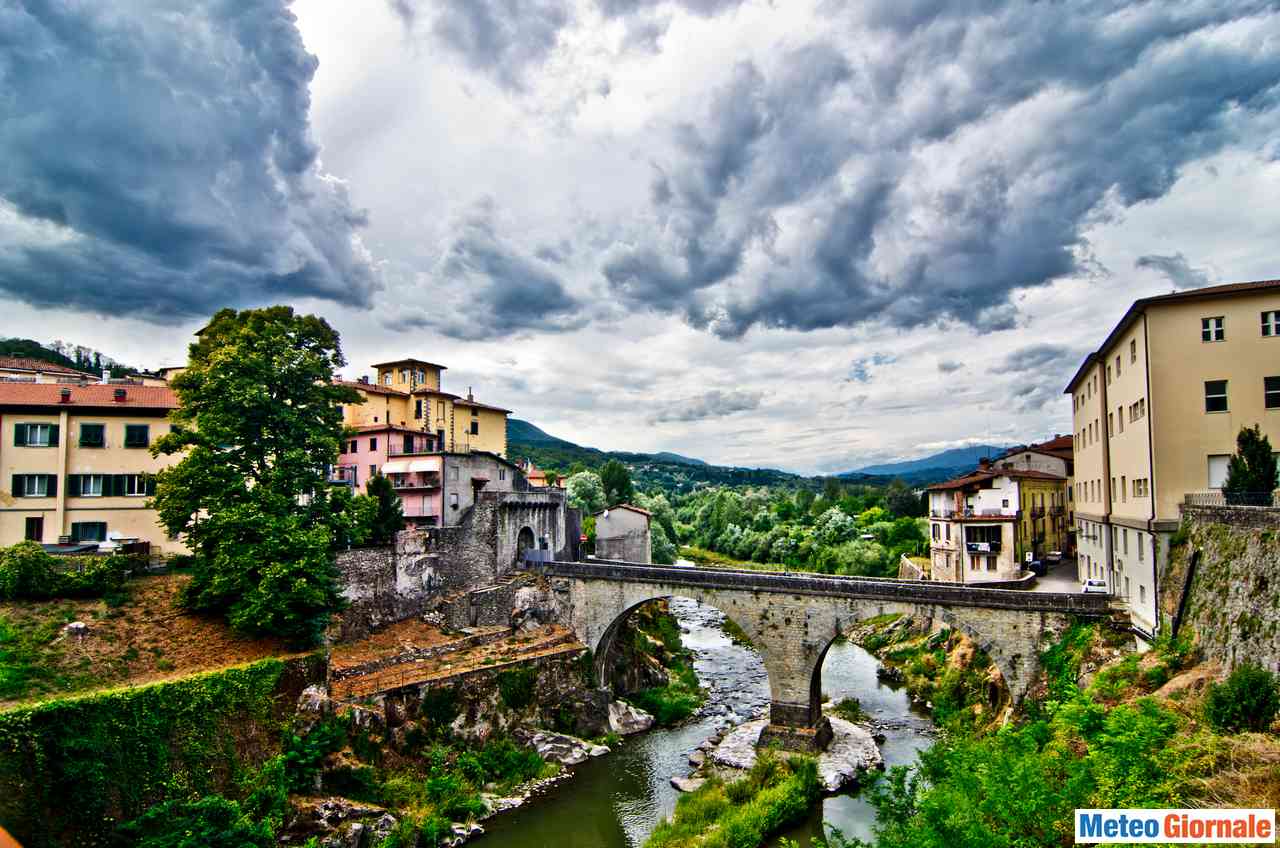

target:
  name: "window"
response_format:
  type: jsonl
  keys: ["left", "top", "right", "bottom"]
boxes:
{"left": 415, "top": 399, "right": 423, "bottom": 419}
{"left": 1139, "top": 585, "right": 1146, "bottom": 605}
{"left": 1106, "top": 364, "right": 1112, "bottom": 384}
{"left": 24, "top": 516, "right": 43, "bottom": 542}
{"left": 370, "top": 437, "right": 377, "bottom": 451}
{"left": 449, "top": 466, "right": 459, "bottom": 481}
{"left": 79, "top": 423, "right": 105, "bottom": 448}
{"left": 1208, "top": 454, "right": 1230, "bottom": 489}
{"left": 123, "top": 474, "right": 154, "bottom": 496}
{"left": 339, "top": 441, "right": 347, "bottom": 455}
{"left": 450, "top": 492, "right": 459, "bottom": 509}
{"left": 1202, "top": 316, "right": 1225, "bottom": 342}
{"left": 404, "top": 434, "right": 415, "bottom": 453}
{"left": 12, "top": 474, "right": 55, "bottom": 497}
{"left": 1138, "top": 532, "right": 1145, "bottom": 562}
{"left": 14, "top": 422, "right": 58, "bottom": 447}
{"left": 470, "top": 420, "right": 479, "bottom": 436}
{"left": 1121, "top": 476, "right": 1126, "bottom": 501}
{"left": 932, "top": 523, "right": 940, "bottom": 540}
{"left": 70, "top": 522, "right": 106, "bottom": 543}
{"left": 1263, "top": 310, "right": 1279, "bottom": 337}
{"left": 471, "top": 406, "right": 479, "bottom": 417}
{"left": 369, "top": 464, "right": 377, "bottom": 479}
{"left": 1204, "top": 380, "right": 1228, "bottom": 413}
{"left": 1115, "top": 355, "right": 1121, "bottom": 377}
{"left": 382, "top": 373, "right": 391, "bottom": 386}
{"left": 1117, "top": 406, "right": 1124, "bottom": 433}
{"left": 1266, "top": 376, "right": 1280, "bottom": 410}
{"left": 986, "top": 556, "right": 997, "bottom": 572}
{"left": 349, "top": 440, "right": 357, "bottom": 453}
{"left": 80, "top": 474, "right": 105, "bottom": 496}
{"left": 945, "top": 524, "right": 951, "bottom": 541}
{"left": 1108, "top": 412, "right": 1114, "bottom": 435}
{"left": 1122, "top": 528, "right": 1128, "bottom": 555}
{"left": 1130, "top": 339, "right": 1137, "bottom": 363}
{"left": 124, "top": 424, "right": 150, "bottom": 448}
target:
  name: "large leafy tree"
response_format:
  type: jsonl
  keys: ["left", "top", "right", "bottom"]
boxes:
{"left": 152, "top": 307, "right": 363, "bottom": 644}
{"left": 1224, "top": 424, "right": 1278, "bottom": 505}
{"left": 600, "top": 458, "right": 635, "bottom": 506}
{"left": 566, "top": 471, "right": 606, "bottom": 514}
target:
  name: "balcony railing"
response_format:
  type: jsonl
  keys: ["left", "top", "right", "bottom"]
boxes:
{"left": 402, "top": 503, "right": 441, "bottom": 520}
{"left": 1030, "top": 506, "right": 1046, "bottom": 518}
{"left": 388, "top": 442, "right": 439, "bottom": 457}
{"left": 328, "top": 467, "right": 356, "bottom": 485}
{"left": 1184, "top": 491, "right": 1279, "bottom": 508}
{"left": 390, "top": 472, "right": 441, "bottom": 490}
{"left": 1050, "top": 504, "right": 1065, "bottom": 516}
{"left": 929, "top": 509, "right": 956, "bottom": 519}
{"left": 965, "top": 541, "right": 1002, "bottom": 553}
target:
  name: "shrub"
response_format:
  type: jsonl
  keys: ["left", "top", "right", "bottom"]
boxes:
{"left": 497, "top": 668, "right": 537, "bottom": 710}
{"left": 1204, "top": 663, "right": 1280, "bottom": 733}
{"left": 831, "top": 696, "right": 869, "bottom": 723}
{"left": 0, "top": 542, "right": 60, "bottom": 600}
{"left": 117, "top": 795, "right": 275, "bottom": 848}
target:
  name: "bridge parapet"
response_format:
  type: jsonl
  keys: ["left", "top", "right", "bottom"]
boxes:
{"left": 529, "top": 560, "right": 1110, "bottom": 616}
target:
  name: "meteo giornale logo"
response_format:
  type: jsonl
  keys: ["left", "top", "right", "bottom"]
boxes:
{"left": 1076, "top": 809, "right": 1275, "bottom": 844}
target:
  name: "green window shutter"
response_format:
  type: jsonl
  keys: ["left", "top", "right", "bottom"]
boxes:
{"left": 68, "top": 475, "right": 81, "bottom": 497}
{"left": 47, "top": 476, "right": 57, "bottom": 498}
{"left": 70, "top": 523, "right": 81, "bottom": 543}
{"left": 145, "top": 475, "right": 157, "bottom": 497}
{"left": 48, "top": 424, "right": 59, "bottom": 447}
{"left": 12, "top": 475, "right": 24, "bottom": 497}
{"left": 113, "top": 475, "right": 126, "bottom": 497}
{"left": 14, "top": 424, "right": 26, "bottom": 447}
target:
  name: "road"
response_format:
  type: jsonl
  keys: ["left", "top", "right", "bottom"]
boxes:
{"left": 1033, "top": 558, "right": 1081, "bottom": 594}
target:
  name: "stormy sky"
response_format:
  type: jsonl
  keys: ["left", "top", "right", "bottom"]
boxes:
{"left": 3, "top": 0, "right": 1279, "bottom": 474}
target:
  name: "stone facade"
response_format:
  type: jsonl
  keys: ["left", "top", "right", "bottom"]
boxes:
{"left": 535, "top": 561, "right": 1104, "bottom": 746}
{"left": 1162, "top": 505, "right": 1280, "bottom": 673}
{"left": 594, "top": 505, "right": 651, "bottom": 564}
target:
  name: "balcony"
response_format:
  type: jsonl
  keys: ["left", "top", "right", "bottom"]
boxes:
{"left": 1030, "top": 506, "right": 1046, "bottom": 518}
{"left": 1050, "top": 504, "right": 1065, "bottom": 516}
{"left": 402, "top": 502, "right": 441, "bottom": 521}
{"left": 930, "top": 509, "right": 957, "bottom": 519}
{"left": 389, "top": 472, "right": 441, "bottom": 491}
{"left": 388, "top": 441, "right": 439, "bottom": 457}
{"left": 328, "top": 466, "right": 356, "bottom": 486}
{"left": 965, "top": 541, "right": 1002, "bottom": 553}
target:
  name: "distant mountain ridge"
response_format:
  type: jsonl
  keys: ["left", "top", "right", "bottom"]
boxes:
{"left": 843, "top": 444, "right": 1013, "bottom": 480}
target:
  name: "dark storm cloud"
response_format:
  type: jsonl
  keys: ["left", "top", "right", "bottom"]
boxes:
{"left": 383, "top": 200, "right": 582, "bottom": 340}
{"left": 428, "top": 0, "right": 570, "bottom": 91}
{"left": 1135, "top": 252, "right": 1212, "bottom": 290}
{"left": 648, "top": 389, "right": 763, "bottom": 423}
{"left": 990, "top": 344, "right": 1086, "bottom": 376}
{"left": 600, "top": 2, "right": 1280, "bottom": 338}
{"left": 0, "top": 1, "right": 378, "bottom": 320}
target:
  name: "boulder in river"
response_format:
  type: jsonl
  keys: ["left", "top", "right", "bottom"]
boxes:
{"left": 708, "top": 717, "right": 883, "bottom": 793}
{"left": 608, "top": 700, "right": 655, "bottom": 735}
{"left": 670, "top": 775, "right": 707, "bottom": 793}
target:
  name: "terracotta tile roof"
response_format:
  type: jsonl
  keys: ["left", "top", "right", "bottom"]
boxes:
{"left": 0, "top": 383, "right": 178, "bottom": 409}
{"left": 453, "top": 398, "right": 512, "bottom": 414}
{"left": 927, "top": 467, "right": 1065, "bottom": 491}
{"left": 334, "top": 379, "right": 408, "bottom": 397}
{"left": 1064, "top": 278, "right": 1280, "bottom": 393}
{"left": 370, "top": 358, "right": 448, "bottom": 371}
{"left": 0, "top": 357, "right": 96, "bottom": 378}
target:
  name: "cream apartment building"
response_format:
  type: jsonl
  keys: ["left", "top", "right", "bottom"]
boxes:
{"left": 1066, "top": 279, "right": 1280, "bottom": 639}
{"left": 0, "top": 383, "right": 181, "bottom": 551}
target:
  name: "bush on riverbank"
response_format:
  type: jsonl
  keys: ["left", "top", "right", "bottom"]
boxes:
{"left": 617, "top": 601, "right": 707, "bottom": 726}
{"left": 645, "top": 753, "right": 821, "bottom": 848}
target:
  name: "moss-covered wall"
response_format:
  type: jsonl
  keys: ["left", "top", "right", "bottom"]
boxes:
{"left": 1162, "top": 510, "right": 1280, "bottom": 673}
{"left": 0, "top": 654, "right": 324, "bottom": 848}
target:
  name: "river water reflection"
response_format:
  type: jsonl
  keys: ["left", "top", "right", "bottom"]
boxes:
{"left": 474, "top": 597, "right": 933, "bottom": 848}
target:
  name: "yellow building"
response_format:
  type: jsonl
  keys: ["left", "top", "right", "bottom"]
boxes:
{"left": 1065, "top": 278, "right": 1280, "bottom": 638}
{"left": 0, "top": 383, "right": 182, "bottom": 552}
{"left": 0, "top": 356, "right": 96, "bottom": 383}
{"left": 336, "top": 358, "right": 510, "bottom": 457}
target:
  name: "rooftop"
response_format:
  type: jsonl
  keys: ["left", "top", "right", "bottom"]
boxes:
{"left": 1064, "top": 278, "right": 1280, "bottom": 393}
{"left": 371, "top": 358, "right": 448, "bottom": 371}
{"left": 0, "top": 357, "right": 97, "bottom": 378}
{"left": 453, "top": 397, "right": 512, "bottom": 414}
{"left": 0, "top": 383, "right": 178, "bottom": 410}
{"left": 927, "top": 466, "right": 1065, "bottom": 491}
{"left": 595, "top": 503, "right": 652, "bottom": 517}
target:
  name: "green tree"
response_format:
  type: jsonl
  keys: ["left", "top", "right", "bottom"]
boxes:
{"left": 651, "top": 523, "right": 678, "bottom": 564}
{"left": 544, "top": 469, "right": 560, "bottom": 487}
{"left": 566, "top": 471, "right": 606, "bottom": 514}
{"left": 885, "top": 479, "right": 923, "bottom": 516}
{"left": 1224, "top": 424, "right": 1278, "bottom": 505}
{"left": 601, "top": 458, "right": 635, "bottom": 506}
{"left": 151, "top": 306, "right": 362, "bottom": 644}
{"left": 365, "top": 473, "right": 405, "bottom": 544}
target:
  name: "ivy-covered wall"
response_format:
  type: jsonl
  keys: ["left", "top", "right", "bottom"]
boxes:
{"left": 1162, "top": 508, "right": 1280, "bottom": 673}
{"left": 0, "top": 654, "right": 324, "bottom": 848}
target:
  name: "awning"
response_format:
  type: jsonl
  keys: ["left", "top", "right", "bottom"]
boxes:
{"left": 407, "top": 459, "right": 436, "bottom": 472}
{"left": 381, "top": 460, "right": 410, "bottom": 474}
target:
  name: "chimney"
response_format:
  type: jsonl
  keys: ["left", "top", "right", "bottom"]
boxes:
{"left": 113, "top": 388, "right": 127, "bottom": 402}
{"left": 101, "top": 369, "right": 110, "bottom": 385}
{"left": 59, "top": 388, "right": 72, "bottom": 404}
{"left": 467, "top": 387, "right": 474, "bottom": 401}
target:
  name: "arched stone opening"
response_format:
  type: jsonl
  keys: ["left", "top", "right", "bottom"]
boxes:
{"left": 515, "top": 526, "right": 536, "bottom": 567}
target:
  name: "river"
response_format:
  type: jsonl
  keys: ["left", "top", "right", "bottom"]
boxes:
{"left": 475, "top": 597, "right": 934, "bottom": 848}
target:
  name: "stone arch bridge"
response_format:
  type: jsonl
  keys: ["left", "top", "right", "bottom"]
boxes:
{"left": 527, "top": 560, "right": 1110, "bottom": 750}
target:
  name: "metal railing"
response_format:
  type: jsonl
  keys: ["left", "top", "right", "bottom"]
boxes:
{"left": 390, "top": 473, "right": 441, "bottom": 490}
{"left": 387, "top": 443, "right": 439, "bottom": 457}
{"left": 1184, "top": 491, "right": 1279, "bottom": 508}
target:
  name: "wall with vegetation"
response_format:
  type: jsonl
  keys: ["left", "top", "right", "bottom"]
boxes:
{"left": 1162, "top": 506, "right": 1280, "bottom": 672}
{"left": 0, "top": 654, "right": 323, "bottom": 847}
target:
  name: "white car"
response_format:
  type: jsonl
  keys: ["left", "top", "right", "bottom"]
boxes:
{"left": 1082, "top": 578, "right": 1109, "bottom": 594}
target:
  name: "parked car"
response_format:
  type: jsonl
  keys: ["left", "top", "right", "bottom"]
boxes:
{"left": 1082, "top": 578, "right": 1109, "bottom": 594}
{"left": 1046, "top": 550, "right": 1063, "bottom": 563}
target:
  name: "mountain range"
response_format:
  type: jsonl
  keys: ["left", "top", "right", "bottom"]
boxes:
{"left": 506, "top": 419, "right": 1010, "bottom": 489}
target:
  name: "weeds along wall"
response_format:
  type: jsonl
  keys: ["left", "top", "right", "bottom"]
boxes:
{"left": 0, "top": 654, "right": 324, "bottom": 848}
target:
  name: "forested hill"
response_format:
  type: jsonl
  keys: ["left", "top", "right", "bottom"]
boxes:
{"left": 0, "top": 338, "right": 138, "bottom": 377}
{"left": 506, "top": 418, "right": 846, "bottom": 492}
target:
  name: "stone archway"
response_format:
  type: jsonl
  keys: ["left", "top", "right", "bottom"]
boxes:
{"left": 515, "top": 526, "right": 536, "bottom": 567}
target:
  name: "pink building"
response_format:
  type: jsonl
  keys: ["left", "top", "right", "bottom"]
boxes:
{"left": 335, "top": 425, "right": 443, "bottom": 525}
